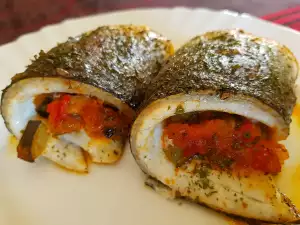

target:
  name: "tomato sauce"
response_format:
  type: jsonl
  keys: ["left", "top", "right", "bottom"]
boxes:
{"left": 44, "top": 94, "right": 131, "bottom": 139}
{"left": 163, "top": 112, "right": 289, "bottom": 174}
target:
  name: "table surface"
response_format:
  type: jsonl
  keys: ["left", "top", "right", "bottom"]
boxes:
{"left": 1, "top": 0, "right": 300, "bottom": 45}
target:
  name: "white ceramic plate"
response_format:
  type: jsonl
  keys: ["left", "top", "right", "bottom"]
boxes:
{"left": 0, "top": 7, "right": 300, "bottom": 225}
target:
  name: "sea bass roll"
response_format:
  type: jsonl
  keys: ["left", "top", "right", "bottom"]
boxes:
{"left": 1, "top": 25, "right": 173, "bottom": 172}
{"left": 130, "top": 30, "right": 300, "bottom": 223}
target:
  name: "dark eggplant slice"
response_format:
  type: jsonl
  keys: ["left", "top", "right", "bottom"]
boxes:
{"left": 17, "top": 120, "right": 41, "bottom": 162}
{"left": 35, "top": 95, "right": 53, "bottom": 118}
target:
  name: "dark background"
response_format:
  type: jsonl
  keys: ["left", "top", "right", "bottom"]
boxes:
{"left": 1, "top": 0, "right": 300, "bottom": 45}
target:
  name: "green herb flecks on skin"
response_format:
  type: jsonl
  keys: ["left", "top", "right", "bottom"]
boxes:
{"left": 205, "top": 191, "right": 218, "bottom": 197}
{"left": 9, "top": 25, "right": 173, "bottom": 109}
{"left": 231, "top": 64, "right": 241, "bottom": 73}
{"left": 175, "top": 105, "right": 185, "bottom": 114}
{"left": 144, "top": 29, "right": 297, "bottom": 125}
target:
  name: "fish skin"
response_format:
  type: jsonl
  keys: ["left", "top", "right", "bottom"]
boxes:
{"left": 2, "top": 25, "right": 173, "bottom": 109}
{"left": 143, "top": 29, "right": 298, "bottom": 126}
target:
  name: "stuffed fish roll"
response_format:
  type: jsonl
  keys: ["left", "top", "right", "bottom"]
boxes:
{"left": 1, "top": 25, "right": 173, "bottom": 172}
{"left": 130, "top": 29, "right": 300, "bottom": 223}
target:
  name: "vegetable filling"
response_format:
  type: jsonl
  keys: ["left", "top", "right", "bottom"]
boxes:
{"left": 162, "top": 111, "right": 288, "bottom": 174}
{"left": 34, "top": 94, "right": 131, "bottom": 140}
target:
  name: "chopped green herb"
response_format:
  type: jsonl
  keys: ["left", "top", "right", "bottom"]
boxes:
{"left": 202, "top": 163, "right": 212, "bottom": 170}
{"left": 217, "top": 49, "right": 240, "bottom": 55}
{"left": 231, "top": 64, "right": 241, "bottom": 72}
{"left": 202, "top": 178, "right": 210, "bottom": 189}
{"left": 251, "top": 37, "right": 260, "bottom": 42}
{"left": 197, "top": 167, "right": 209, "bottom": 178}
{"left": 205, "top": 191, "right": 217, "bottom": 197}
{"left": 113, "top": 150, "right": 119, "bottom": 155}
{"left": 224, "top": 186, "right": 230, "bottom": 192}
{"left": 175, "top": 105, "right": 185, "bottom": 114}
{"left": 243, "top": 132, "right": 251, "bottom": 139}
{"left": 219, "top": 158, "right": 234, "bottom": 168}
{"left": 194, "top": 154, "right": 204, "bottom": 160}
{"left": 163, "top": 146, "right": 183, "bottom": 166}
{"left": 210, "top": 33, "right": 227, "bottom": 41}
{"left": 232, "top": 141, "right": 242, "bottom": 150}
{"left": 227, "top": 39, "right": 241, "bottom": 46}
{"left": 105, "top": 116, "right": 115, "bottom": 121}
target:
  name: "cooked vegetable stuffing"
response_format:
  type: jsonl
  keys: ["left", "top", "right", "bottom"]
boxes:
{"left": 163, "top": 112, "right": 288, "bottom": 174}
{"left": 1, "top": 24, "right": 173, "bottom": 172}
{"left": 41, "top": 94, "right": 130, "bottom": 139}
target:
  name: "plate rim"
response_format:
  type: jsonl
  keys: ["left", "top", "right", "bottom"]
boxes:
{"left": 1, "top": 7, "right": 300, "bottom": 51}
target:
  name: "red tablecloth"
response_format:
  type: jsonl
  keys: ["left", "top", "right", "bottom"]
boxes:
{"left": 0, "top": 0, "right": 300, "bottom": 45}
{"left": 262, "top": 6, "right": 300, "bottom": 30}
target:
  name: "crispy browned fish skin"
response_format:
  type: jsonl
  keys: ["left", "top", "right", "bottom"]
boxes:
{"left": 2, "top": 25, "right": 173, "bottom": 109}
{"left": 143, "top": 29, "right": 298, "bottom": 126}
